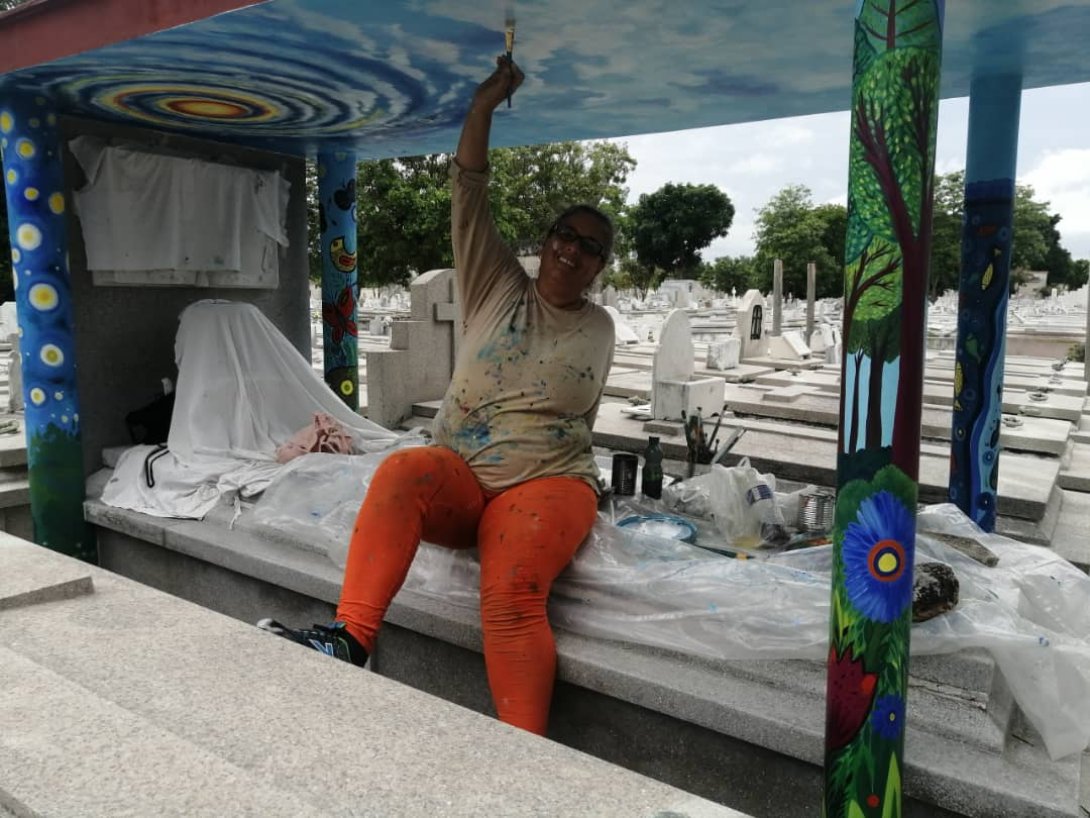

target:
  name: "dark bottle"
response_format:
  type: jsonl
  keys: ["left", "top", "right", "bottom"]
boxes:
{"left": 642, "top": 436, "right": 664, "bottom": 499}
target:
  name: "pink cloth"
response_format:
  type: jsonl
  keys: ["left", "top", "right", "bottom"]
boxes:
{"left": 275, "top": 412, "right": 355, "bottom": 463}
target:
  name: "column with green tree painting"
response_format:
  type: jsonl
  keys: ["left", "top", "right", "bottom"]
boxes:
{"left": 825, "top": 1, "right": 944, "bottom": 816}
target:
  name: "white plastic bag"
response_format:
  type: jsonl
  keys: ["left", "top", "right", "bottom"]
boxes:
{"left": 709, "top": 458, "right": 786, "bottom": 545}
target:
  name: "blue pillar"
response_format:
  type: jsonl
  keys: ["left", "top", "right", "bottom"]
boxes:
{"left": 317, "top": 151, "right": 359, "bottom": 410}
{"left": 949, "top": 74, "right": 1022, "bottom": 532}
{"left": 1, "top": 95, "right": 94, "bottom": 561}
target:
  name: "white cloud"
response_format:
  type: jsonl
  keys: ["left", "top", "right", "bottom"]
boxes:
{"left": 613, "top": 83, "right": 1090, "bottom": 260}
{"left": 727, "top": 153, "right": 783, "bottom": 176}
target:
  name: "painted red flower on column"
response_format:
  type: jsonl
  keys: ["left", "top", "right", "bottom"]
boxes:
{"left": 826, "top": 644, "right": 878, "bottom": 751}
{"left": 322, "top": 285, "right": 358, "bottom": 343}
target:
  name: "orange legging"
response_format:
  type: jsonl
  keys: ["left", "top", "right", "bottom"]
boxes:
{"left": 336, "top": 445, "right": 598, "bottom": 735}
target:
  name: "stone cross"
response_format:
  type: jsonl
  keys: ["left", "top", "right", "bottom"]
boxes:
{"left": 365, "top": 267, "right": 460, "bottom": 429}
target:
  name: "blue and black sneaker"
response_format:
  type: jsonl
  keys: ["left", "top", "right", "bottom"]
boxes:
{"left": 257, "top": 619, "right": 368, "bottom": 668}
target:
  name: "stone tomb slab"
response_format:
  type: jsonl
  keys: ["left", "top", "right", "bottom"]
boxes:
{"left": 722, "top": 384, "right": 1072, "bottom": 456}
{"left": 704, "top": 363, "right": 777, "bottom": 383}
{"left": 604, "top": 369, "right": 652, "bottom": 400}
{"left": 0, "top": 535, "right": 93, "bottom": 611}
{"left": 0, "top": 537, "right": 741, "bottom": 818}
{"left": 1058, "top": 442, "right": 1090, "bottom": 492}
{"left": 591, "top": 402, "right": 1057, "bottom": 523}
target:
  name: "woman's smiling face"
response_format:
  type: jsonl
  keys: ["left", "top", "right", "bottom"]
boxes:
{"left": 535, "top": 212, "right": 610, "bottom": 309}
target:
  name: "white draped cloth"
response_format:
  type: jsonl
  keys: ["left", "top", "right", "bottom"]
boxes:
{"left": 101, "top": 300, "right": 398, "bottom": 518}
{"left": 70, "top": 137, "right": 290, "bottom": 274}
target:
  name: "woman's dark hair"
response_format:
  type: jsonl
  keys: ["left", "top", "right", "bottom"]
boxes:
{"left": 550, "top": 204, "right": 614, "bottom": 261}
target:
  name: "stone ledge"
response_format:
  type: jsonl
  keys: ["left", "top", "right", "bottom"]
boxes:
{"left": 85, "top": 500, "right": 1083, "bottom": 818}
{"left": 0, "top": 534, "right": 741, "bottom": 818}
{"left": 0, "top": 537, "right": 94, "bottom": 611}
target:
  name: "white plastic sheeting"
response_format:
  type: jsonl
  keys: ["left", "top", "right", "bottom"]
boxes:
{"left": 252, "top": 454, "right": 1090, "bottom": 760}
{"left": 101, "top": 300, "right": 399, "bottom": 518}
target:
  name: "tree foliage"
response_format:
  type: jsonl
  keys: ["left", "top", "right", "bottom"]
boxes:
{"left": 626, "top": 183, "right": 734, "bottom": 282}
{"left": 489, "top": 141, "right": 634, "bottom": 255}
{"left": 928, "top": 170, "right": 1087, "bottom": 295}
{"left": 752, "top": 185, "right": 845, "bottom": 298}
{"left": 354, "top": 154, "right": 454, "bottom": 288}
{"left": 312, "top": 141, "right": 635, "bottom": 287}
{"left": 699, "top": 255, "right": 755, "bottom": 294}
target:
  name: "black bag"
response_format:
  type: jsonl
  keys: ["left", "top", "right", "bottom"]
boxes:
{"left": 125, "top": 392, "right": 175, "bottom": 445}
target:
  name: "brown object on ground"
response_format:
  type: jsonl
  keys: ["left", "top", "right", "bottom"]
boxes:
{"left": 912, "top": 561, "right": 960, "bottom": 623}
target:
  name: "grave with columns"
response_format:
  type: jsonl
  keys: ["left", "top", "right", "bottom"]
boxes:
{"left": 0, "top": 3, "right": 1088, "bottom": 818}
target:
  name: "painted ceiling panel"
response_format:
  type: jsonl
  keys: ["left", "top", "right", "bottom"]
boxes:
{"left": 0, "top": 0, "right": 1088, "bottom": 158}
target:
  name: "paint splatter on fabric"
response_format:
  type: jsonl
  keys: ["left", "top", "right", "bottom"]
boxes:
{"left": 431, "top": 163, "right": 614, "bottom": 495}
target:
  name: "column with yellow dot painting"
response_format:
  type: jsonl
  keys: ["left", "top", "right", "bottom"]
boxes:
{"left": 317, "top": 151, "right": 359, "bottom": 410}
{"left": 0, "top": 96, "right": 94, "bottom": 562}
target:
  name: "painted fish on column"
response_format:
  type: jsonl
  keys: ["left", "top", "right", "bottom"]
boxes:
{"left": 318, "top": 152, "right": 360, "bottom": 409}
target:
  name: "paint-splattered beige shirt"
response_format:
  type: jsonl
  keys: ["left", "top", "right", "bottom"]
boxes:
{"left": 431, "top": 161, "right": 615, "bottom": 495}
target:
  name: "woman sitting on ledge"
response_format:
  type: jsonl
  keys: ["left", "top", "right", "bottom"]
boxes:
{"left": 260, "top": 57, "right": 616, "bottom": 735}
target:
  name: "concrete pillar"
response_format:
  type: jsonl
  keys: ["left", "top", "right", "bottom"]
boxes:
{"left": 825, "top": 3, "right": 944, "bottom": 817}
{"left": 805, "top": 261, "right": 816, "bottom": 341}
{"left": 0, "top": 95, "right": 94, "bottom": 561}
{"left": 318, "top": 151, "right": 360, "bottom": 410}
{"left": 772, "top": 258, "right": 783, "bottom": 335}
{"left": 948, "top": 74, "right": 1022, "bottom": 532}
{"left": 1084, "top": 285, "right": 1089, "bottom": 382}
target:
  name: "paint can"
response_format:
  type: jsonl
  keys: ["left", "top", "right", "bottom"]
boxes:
{"left": 611, "top": 453, "right": 639, "bottom": 496}
{"left": 798, "top": 489, "right": 835, "bottom": 534}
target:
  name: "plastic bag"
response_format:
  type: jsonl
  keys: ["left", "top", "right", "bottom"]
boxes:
{"left": 249, "top": 449, "right": 1090, "bottom": 760}
{"left": 708, "top": 458, "right": 787, "bottom": 545}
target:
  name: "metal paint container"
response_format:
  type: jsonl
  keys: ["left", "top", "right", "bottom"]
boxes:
{"left": 798, "top": 489, "right": 835, "bottom": 533}
{"left": 611, "top": 453, "right": 639, "bottom": 496}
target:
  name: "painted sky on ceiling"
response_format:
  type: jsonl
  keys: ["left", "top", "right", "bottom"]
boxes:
{"left": 1, "top": 0, "right": 1089, "bottom": 158}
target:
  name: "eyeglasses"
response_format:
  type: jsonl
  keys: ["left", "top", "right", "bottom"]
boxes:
{"left": 550, "top": 222, "right": 608, "bottom": 261}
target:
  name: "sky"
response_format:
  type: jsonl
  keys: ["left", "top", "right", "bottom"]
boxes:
{"left": 608, "top": 81, "right": 1090, "bottom": 265}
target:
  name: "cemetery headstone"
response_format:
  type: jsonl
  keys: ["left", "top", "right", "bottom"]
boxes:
{"left": 651, "top": 309, "right": 724, "bottom": 420}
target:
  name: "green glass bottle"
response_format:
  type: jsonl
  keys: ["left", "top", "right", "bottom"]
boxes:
{"left": 642, "top": 436, "right": 664, "bottom": 499}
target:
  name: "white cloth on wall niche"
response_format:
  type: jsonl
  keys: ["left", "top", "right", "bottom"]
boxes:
{"left": 69, "top": 136, "right": 290, "bottom": 278}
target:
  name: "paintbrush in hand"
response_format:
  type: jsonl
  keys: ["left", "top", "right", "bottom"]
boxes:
{"left": 504, "top": 15, "right": 516, "bottom": 107}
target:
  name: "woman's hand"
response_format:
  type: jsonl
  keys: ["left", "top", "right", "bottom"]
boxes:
{"left": 472, "top": 55, "right": 525, "bottom": 112}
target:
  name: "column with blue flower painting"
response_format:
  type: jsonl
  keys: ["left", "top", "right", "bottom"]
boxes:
{"left": 0, "top": 95, "right": 94, "bottom": 561}
{"left": 318, "top": 151, "right": 360, "bottom": 410}
{"left": 826, "top": 1, "right": 944, "bottom": 816}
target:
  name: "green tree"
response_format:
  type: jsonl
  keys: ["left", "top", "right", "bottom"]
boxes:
{"left": 626, "top": 183, "right": 734, "bottom": 282}
{"left": 336, "top": 141, "right": 634, "bottom": 288}
{"left": 699, "top": 255, "right": 754, "bottom": 294}
{"left": 1070, "top": 258, "right": 1090, "bottom": 290}
{"left": 355, "top": 154, "right": 454, "bottom": 287}
{"left": 1010, "top": 185, "right": 1052, "bottom": 272}
{"left": 929, "top": 171, "right": 1082, "bottom": 293}
{"left": 489, "top": 141, "right": 634, "bottom": 254}
{"left": 752, "top": 185, "right": 841, "bottom": 298}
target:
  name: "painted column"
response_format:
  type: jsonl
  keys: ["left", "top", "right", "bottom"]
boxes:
{"left": 826, "top": 2, "right": 944, "bottom": 817}
{"left": 0, "top": 95, "right": 94, "bottom": 561}
{"left": 948, "top": 75, "right": 1022, "bottom": 532}
{"left": 317, "top": 151, "right": 360, "bottom": 410}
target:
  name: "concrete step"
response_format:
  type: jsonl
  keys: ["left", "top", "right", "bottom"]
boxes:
{"left": 0, "top": 536, "right": 741, "bottom": 818}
